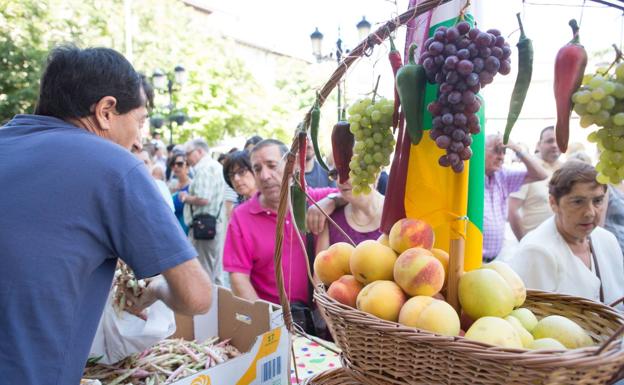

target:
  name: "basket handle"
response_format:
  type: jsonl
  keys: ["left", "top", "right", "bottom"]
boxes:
{"left": 609, "top": 296, "right": 624, "bottom": 308}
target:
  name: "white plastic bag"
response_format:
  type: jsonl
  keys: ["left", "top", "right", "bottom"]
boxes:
{"left": 89, "top": 293, "right": 176, "bottom": 364}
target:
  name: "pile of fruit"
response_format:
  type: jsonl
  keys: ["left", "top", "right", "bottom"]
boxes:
{"left": 316, "top": 217, "right": 595, "bottom": 350}
{"left": 573, "top": 61, "right": 624, "bottom": 184}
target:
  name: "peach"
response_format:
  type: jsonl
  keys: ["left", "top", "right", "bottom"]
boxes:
{"left": 393, "top": 248, "right": 445, "bottom": 297}
{"left": 356, "top": 280, "right": 406, "bottom": 322}
{"left": 314, "top": 242, "right": 354, "bottom": 286}
{"left": 431, "top": 248, "right": 449, "bottom": 286}
{"left": 327, "top": 275, "right": 364, "bottom": 308}
{"left": 377, "top": 233, "right": 390, "bottom": 247}
{"left": 350, "top": 240, "right": 397, "bottom": 285}
{"left": 398, "top": 296, "right": 460, "bottom": 336}
{"left": 389, "top": 218, "right": 435, "bottom": 254}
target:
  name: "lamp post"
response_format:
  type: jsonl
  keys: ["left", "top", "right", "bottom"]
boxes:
{"left": 310, "top": 16, "right": 371, "bottom": 121}
{"left": 151, "top": 65, "right": 187, "bottom": 145}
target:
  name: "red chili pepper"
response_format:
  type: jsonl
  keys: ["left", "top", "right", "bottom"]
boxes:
{"left": 380, "top": 111, "right": 409, "bottom": 234}
{"left": 388, "top": 35, "right": 403, "bottom": 132}
{"left": 554, "top": 19, "right": 587, "bottom": 153}
{"left": 298, "top": 131, "right": 307, "bottom": 189}
{"left": 331, "top": 120, "right": 354, "bottom": 184}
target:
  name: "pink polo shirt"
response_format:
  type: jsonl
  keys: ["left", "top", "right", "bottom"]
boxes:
{"left": 223, "top": 188, "right": 336, "bottom": 304}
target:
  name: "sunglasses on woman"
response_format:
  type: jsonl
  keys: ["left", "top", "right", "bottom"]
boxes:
{"left": 172, "top": 161, "right": 186, "bottom": 167}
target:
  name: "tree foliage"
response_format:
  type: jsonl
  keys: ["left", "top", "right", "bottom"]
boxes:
{"left": 0, "top": 0, "right": 317, "bottom": 145}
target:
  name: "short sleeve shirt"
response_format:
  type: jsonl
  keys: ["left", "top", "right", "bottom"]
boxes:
{"left": 509, "top": 159, "right": 560, "bottom": 234}
{"left": 223, "top": 187, "right": 335, "bottom": 304}
{"left": 183, "top": 155, "right": 226, "bottom": 225}
{"left": 0, "top": 115, "right": 197, "bottom": 385}
{"left": 305, "top": 161, "right": 336, "bottom": 188}
{"left": 483, "top": 168, "right": 527, "bottom": 260}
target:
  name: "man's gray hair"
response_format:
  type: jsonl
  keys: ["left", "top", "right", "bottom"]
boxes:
{"left": 185, "top": 138, "right": 210, "bottom": 153}
{"left": 250, "top": 139, "right": 289, "bottom": 157}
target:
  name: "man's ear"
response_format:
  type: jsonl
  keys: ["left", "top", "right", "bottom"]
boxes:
{"left": 93, "top": 96, "right": 118, "bottom": 131}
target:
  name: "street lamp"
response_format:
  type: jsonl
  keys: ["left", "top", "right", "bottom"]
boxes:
{"left": 150, "top": 65, "right": 187, "bottom": 145}
{"left": 310, "top": 16, "right": 371, "bottom": 121}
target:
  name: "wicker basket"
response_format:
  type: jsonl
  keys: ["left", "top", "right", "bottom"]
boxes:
{"left": 304, "top": 368, "right": 365, "bottom": 385}
{"left": 270, "top": 2, "right": 624, "bottom": 384}
{"left": 315, "top": 288, "right": 624, "bottom": 385}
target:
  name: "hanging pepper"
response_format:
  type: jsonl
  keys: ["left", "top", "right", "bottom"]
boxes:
{"left": 388, "top": 35, "right": 403, "bottom": 132}
{"left": 396, "top": 43, "right": 426, "bottom": 145}
{"left": 503, "top": 13, "right": 533, "bottom": 145}
{"left": 310, "top": 98, "right": 330, "bottom": 171}
{"left": 380, "top": 112, "right": 409, "bottom": 234}
{"left": 297, "top": 130, "right": 307, "bottom": 190}
{"left": 290, "top": 184, "right": 307, "bottom": 232}
{"left": 331, "top": 120, "right": 354, "bottom": 184}
{"left": 554, "top": 19, "right": 587, "bottom": 153}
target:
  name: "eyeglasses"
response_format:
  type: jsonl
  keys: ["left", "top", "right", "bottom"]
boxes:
{"left": 227, "top": 168, "right": 250, "bottom": 180}
{"left": 173, "top": 161, "right": 186, "bottom": 167}
{"left": 185, "top": 148, "right": 197, "bottom": 157}
{"left": 493, "top": 145, "right": 507, "bottom": 155}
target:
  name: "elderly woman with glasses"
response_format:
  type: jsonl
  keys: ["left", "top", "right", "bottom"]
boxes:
{"left": 509, "top": 160, "right": 624, "bottom": 307}
{"left": 168, "top": 152, "right": 192, "bottom": 233}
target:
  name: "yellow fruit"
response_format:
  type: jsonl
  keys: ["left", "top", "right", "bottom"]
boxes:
{"left": 505, "top": 316, "right": 534, "bottom": 348}
{"left": 313, "top": 242, "right": 354, "bottom": 285}
{"left": 509, "top": 308, "right": 538, "bottom": 332}
{"left": 350, "top": 240, "right": 397, "bottom": 285}
{"left": 393, "top": 248, "right": 445, "bottom": 297}
{"left": 465, "top": 316, "right": 523, "bottom": 349}
{"left": 532, "top": 315, "right": 593, "bottom": 349}
{"left": 398, "top": 296, "right": 460, "bottom": 336}
{"left": 356, "top": 280, "right": 406, "bottom": 322}
{"left": 459, "top": 269, "right": 515, "bottom": 319}
{"left": 482, "top": 261, "right": 526, "bottom": 308}
{"left": 530, "top": 338, "right": 567, "bottom": 350}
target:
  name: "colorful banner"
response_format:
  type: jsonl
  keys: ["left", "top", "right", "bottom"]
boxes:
{"left": 403, "top": 0, "right": 484, "bottom": 272}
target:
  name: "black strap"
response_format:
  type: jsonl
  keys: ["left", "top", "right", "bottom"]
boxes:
{"left": 589, "top": 238, "right": 605, "bottom": 303}
{"left": 305, "top": 232, "right": 316, "bottom": 307}
{"left": 190, "top": 200, "right": 223, "bottom": 219}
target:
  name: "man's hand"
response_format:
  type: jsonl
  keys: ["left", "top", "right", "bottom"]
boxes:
{"left": 123, "top": 276, "right": 164, "bottom": 320}
{"left": 306, "top": 198, "right": 336, "bottom": 235}
{"left": 503, "top": 141, "right": 523, "bottom": 155}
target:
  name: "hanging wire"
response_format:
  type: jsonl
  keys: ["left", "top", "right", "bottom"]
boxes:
{"left": 579, "top": 0, "right": 587, "bottom": 28}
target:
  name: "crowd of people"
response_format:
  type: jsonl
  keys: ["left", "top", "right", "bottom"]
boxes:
{"left": 2, "top": 45, "right": 623, "bottom": 384}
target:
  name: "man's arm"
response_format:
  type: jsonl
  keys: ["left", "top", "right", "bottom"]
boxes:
{"left": 230, "top": 272, "right": 259, "bottom": 301}
{"left": 129, "top": 258, "right": 213, "bottom": 316}
{"left": 306, "top": 190, "right": 346, "bottom": 234}
{"left": 508, "top": 197, "right": 525, "bottom": 241}
{"left": 506, "top": 143, "right": 547, "bottom": 184}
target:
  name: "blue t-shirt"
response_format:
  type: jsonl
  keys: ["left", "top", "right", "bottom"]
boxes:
{"left": 0, "top": 115, "right": 197, "bottom": 385}
{"left": 305, "top": 161, "right": 336, "bottom": 188}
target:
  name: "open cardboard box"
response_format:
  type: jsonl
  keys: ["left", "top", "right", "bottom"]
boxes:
{"left": 169, "top": 286, "right": 289, "bottom": 385}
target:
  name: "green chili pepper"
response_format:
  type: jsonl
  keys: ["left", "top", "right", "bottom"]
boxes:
{"left": 310, "top": 98, "right": 329, "bottom": 171}
{"left": 290, "top": 184, "right": 307, "bottom": 232}
{"left": 503, "top": 13, "right": 533, "bottom": 145}
{"left": 396, "top": 43, "right": 426, "bottom": 145}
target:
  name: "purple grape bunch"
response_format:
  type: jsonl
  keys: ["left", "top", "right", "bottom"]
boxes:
{"left": 420, "top": 21, "right": 511, "bottom": 173}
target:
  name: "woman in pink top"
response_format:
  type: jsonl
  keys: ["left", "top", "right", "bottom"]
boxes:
{"left": 316, "top": 174, "right": 383, "bottom": 252}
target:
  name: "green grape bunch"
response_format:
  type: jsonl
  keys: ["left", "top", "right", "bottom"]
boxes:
{"left": 572, "top": 62, "right": 624, "bottom": 184}
{"left": 347, "top": 97, "right": 396, "bottom": 195}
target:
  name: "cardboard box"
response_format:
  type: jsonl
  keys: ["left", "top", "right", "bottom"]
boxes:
{"left": 170, "top": 287, "right": 290, "bottom": 385}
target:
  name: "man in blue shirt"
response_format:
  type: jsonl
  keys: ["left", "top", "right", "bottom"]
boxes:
{"left": 0, "top": 46, "right": 213, "bottom": 385}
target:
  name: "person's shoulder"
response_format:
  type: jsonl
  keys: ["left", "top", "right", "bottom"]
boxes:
{"left": 593, "top": 225, "right": 620, "bottom": 246}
